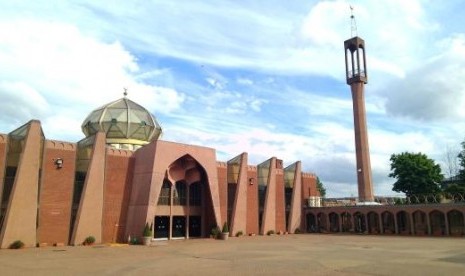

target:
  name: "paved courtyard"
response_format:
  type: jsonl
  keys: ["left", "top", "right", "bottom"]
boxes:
{"left": 1, "top": 234, "right": 464, "bottom": 275}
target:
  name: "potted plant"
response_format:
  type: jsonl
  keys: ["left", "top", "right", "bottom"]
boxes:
{"left": 221, "top": 222, "right": 229, "bottom": 240}
{"left": 142, "top": 222, "right": 152, "bottom": 245}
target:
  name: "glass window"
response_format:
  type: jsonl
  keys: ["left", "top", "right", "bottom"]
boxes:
{"left": 158, "top": 180, "right": 171, "bottom": 205}
{"left": 173, "top": 181, "right": 186, "bottom": 206}
{"left": 189, "top": 182, "right": 202, "bottom": 206}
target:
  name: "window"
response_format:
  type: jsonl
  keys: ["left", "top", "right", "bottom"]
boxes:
{"left": 189, "top": 182, "right": 202, "bottom": 206}
{"left": 173, "top": 181, "right": 186, "bottom": 205}
{"left": 158, "top": 180, "right": 171, "bottom": 205}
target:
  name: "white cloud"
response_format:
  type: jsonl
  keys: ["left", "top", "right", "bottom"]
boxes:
{"left": 0, "top": 19, "right": 185, "bottom": 139}
{"left": 1, "top": 0, "right": 464, "bottom": 199}
{"left": 382, "top": 34, "right": 465, "bottom": 121}
{"left": 236, "top": 77, "right": 254, "bottom": 86}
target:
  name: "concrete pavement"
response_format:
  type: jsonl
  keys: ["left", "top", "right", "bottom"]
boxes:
{"left": 1, "top": 234, "right": 464, "bottom": 275}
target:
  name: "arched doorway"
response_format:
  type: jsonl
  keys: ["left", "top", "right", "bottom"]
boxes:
{"left": 429, "top": 210, "right": 445, "bottom": 236}
{"left": 354, "top": 212, "right": 366, "bottom": 233}
{"left": 413, "top": 210, "right": 427, "bottom": 235}
{"left": 329, "top": 212, "right": 339, "bottom": 232}
{"left": 382, "top": 211, "right": 395, "bottom": 234}
{"left": 341, "top": 212, "right": 352, "bottom": 232}
{"left": 306, "top": 213, "right": 317, "bottom": 233}
{"left": 367, "top": 212, "right": 379, "bottom": 234}
{"left": 448, "top": 210, "right": 464, "bottom": 236}
{"left": 317, "top": 213, "right": 328, "bottom": 233}
{"left": 153, "top": 155, "right": 210, "bottom": 240}
{"left": 396, "top": 211, "right": 410, "bottom": 235}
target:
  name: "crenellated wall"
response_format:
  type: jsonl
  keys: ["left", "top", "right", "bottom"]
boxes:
{"left": 38, "top": 140, "right": 76, "bottom": 246}
{"left": 102, "top": 148, "right": 134, "bottom": 243}
{"left": 0, "top": 123, "right": 321, "bottom": 247}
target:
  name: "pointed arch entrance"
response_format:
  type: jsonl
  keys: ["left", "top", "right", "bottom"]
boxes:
{"left": 153, "top": 155, "right": 213, "bottom": 240}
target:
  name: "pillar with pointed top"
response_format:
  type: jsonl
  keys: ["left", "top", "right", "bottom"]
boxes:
{"left": 344, "top": 36, "right": 374, "bottom": 202}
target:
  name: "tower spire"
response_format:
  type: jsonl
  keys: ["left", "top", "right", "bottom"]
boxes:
{"left": 344, "top": 26, "right": 374, "bottom": 202}
{"left": 350, "top": 5, "right": 358, "bottom": 37}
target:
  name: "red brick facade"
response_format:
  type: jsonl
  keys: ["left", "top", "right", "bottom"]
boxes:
{"left": 0, "top": 121, "right": 317, "bottom": 247}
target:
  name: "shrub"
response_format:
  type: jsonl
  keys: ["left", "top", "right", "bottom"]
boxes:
{"left": 9, "top": 240, "right": 24, "bottom": 249}
{"left": 143, "top": 222, "right": 152, "bottom": 237}
{"left": 235, "top": 231, "right": 243, "bottom": 237}
{"left": 83, "top": 236, "right": 96, "bottom": 245}
{"left": 266, "top": 230, "right": 275, "bottom": 236}
{"left": 211, "top": 226, "right": 221, "bottom": 238}
{"left": 222, "top": 222, "right": 229, "bottom": 233}
{"left": 130, "top": 237, "right": 139, "bottom": 245}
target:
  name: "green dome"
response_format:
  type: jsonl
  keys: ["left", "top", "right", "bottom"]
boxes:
{"left": 81, "top": 97, "right": 162, "bottom": 150}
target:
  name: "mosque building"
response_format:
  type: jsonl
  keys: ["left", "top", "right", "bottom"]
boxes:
{"left": 0, "top": 94, "right": 319, "bottom": 248}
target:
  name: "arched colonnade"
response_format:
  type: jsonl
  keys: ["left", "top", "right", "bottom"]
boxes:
{"left": 305, "top": 205, "right": 465, "bottom": 236}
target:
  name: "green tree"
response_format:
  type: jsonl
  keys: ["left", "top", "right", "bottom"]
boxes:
{"left": 389, "top": 152, "right": 443, "bottom": 197}
{"left": 458, "top": 139, "right": 465, "bottom": 184}
{"left": 316, "top": 177, "right": 326, "bottom": 197}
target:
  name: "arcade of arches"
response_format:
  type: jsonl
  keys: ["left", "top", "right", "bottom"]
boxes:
{"left": 306, "top": 206, "right": 465, "bottom": 236}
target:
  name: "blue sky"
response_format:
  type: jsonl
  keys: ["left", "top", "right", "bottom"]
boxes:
{"left": 1, "top": 0, "right": 465, "bottom": 197}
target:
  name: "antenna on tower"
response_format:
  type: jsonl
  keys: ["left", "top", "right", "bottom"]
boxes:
{"left": 350, "top": 5, "right": 358, "bottom": 37}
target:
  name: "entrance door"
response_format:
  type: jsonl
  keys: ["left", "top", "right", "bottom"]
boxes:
{"left": 189, "top": 216, "right": 201, "bottom": 237}
{"left": 154, "top": 216, "right": 170, "bottom": 239}
{"left": 172, "top": 216, "right": 186, "bottom": 238}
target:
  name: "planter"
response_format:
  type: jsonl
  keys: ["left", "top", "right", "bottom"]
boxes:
{"left": 142, "top": 236, "right": 152, "bottom": 246}
{"left": 221, "top": 232, "right": 229, "bottom": 240}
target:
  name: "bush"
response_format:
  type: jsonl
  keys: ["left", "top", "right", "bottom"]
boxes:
{"left": 83, "top": 236, "right": 96, "bottom": 245}
{"left": 235, "top": 231, "right": 243, "bottom": 237}
{"left": 130, "top": 237, "right": 139, "bottom": 245}
{"left": 9, "top": 240, "right": 24, "bottom": 249}
{"left": 222, "top": 222, "right": 229, "bottom": 233}
{"left": 266, "top": 230, "right": 275, "bottom": 236}
{"left": 143, "top": 222, "right": 152, "bottom": 237}
{"left": 211, "top": 226, "right": 221, "bottom": 238}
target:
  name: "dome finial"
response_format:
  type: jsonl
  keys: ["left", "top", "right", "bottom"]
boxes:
{"left": 123, "top": 87, "right": 128, "bottom": 97}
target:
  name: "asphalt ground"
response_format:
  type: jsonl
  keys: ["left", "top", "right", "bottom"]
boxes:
{"left": 1, "top": 234, "right": 464, "bottom": 275}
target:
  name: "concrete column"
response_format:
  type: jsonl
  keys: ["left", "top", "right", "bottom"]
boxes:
{"left": 70, "top": 131, "right": 106, "bottom": 245}
{"left": 169, "top": 184, "right": 173, "bottom": 240}
{"left": 364, "top": 214, "right": 369, "bottom": 233}
{"left": 315, "top": 213, "right": 319, "bottom": 233}
{"left": 409, "top": 212, "right": 415, "bottom": 235}
{"left": 261, "top": 158, "right": 277, "bottom": 235}
{"left": 379, "top": 214, "right": 384, "bottom": 234}
{"left": 0, "top": 121, "right": 42, "bottom": 249}
{"left": 426, "top": 213, "right": 431, "bottom": 236}
{"left": 339, "top": 214, "right": 343, "bottom": 232}
{"left": 186, "top": 185, "right": 190, "bottom": 239}
{"left": 394, "top": 213, "right": 399, "bottom": 234}
{"left": 350, "top": 82, "right": 374, "bottom": 202}
{"left": 444, "top": 212, "right": 449, "bottom": 236}
{"left": 230, "top": 153, "right": 248, "bottom": 237}
{"left": 288, "top": 161, "right": 302, "bottom": 234}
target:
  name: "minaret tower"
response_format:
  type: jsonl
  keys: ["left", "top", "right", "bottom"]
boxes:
{"left": 344, "top": 8, "right": 374, "bottom": 202}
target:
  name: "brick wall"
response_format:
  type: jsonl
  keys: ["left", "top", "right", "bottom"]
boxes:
{"left": 38, "top": 141, "right": 76, "bottom": 246}
{"left": 102, "top": 149, "right": 134, "bottom": 243}
{"left": 275, "top": 170, "right": 286, "bottom": 232}
{"left": 216, "top": 165, "right": 227, "bottom": 226}
{"left": 246, "top": 168, "right": 258, "bottom": 235}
